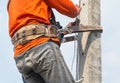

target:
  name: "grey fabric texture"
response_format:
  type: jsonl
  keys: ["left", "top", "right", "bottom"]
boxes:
{"left": 14, "top": 40, "right": 75, "bottom": 83}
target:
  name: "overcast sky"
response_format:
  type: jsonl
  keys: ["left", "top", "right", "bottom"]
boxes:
{"left": 0, "top": 0, "right": 120, "bottom": 83}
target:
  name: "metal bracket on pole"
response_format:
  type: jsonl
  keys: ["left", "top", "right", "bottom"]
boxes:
{"left": 62, "top": 24, "right": 103, "bottom": 43}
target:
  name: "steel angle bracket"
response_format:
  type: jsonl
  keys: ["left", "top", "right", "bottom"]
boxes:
{"left": 62, "top": 24, "right": 103, "bottom": 43}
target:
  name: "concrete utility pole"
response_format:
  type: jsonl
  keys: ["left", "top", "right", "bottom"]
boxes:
{"left": 61, "top": 0, "right": 102, "bottom": 82}
{"left": 76, "top": 0, "right": 102, "bottom": 83}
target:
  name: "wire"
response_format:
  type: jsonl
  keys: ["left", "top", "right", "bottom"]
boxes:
{"left": 71, "top": 0, "right": 82, "bottom": 82}
{"left": 75, "top": 0, "right": 82, "bottom": 82}
{"left": 76, "top": 35, "right": 80, "bottom": 80}
{"left": 71, "top": 33, "right": 77, "bottom": 71}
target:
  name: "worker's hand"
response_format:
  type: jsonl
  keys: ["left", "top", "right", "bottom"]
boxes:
{"left": 66, "top": 22, "right": 75, "bottom": 27}
{"left": 66, "top": 18, "right": 80, "bottom": 27}
{"left": 75, "top": 4, "right": 82, "bottom": 15}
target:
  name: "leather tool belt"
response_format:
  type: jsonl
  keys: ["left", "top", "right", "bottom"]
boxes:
{"left": 11, "top": 24, "right": 58, "bottom": 47}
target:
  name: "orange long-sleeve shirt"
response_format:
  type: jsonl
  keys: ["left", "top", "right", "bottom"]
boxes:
{"left": 8, "top": 0, "right": 79, "bottom": 57}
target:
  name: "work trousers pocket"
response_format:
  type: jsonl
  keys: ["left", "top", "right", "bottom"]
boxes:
{"left": 14, "top": 51, "right": 34, "bottom": 74}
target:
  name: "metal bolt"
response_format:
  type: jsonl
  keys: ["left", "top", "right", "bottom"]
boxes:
{"left": 83, "top": 3, "right": 85, "bottom": 6}
{"left": 82, "top": 52, "right": 84, "bottom": 55}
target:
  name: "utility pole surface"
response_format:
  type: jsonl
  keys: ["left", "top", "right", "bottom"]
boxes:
{"left": 76, "top": 0, "right": 102, "bottom": 83}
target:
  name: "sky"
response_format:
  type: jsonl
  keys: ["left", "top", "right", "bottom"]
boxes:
{"left": 0, "top": 0, "right": 120, "bottom": 83}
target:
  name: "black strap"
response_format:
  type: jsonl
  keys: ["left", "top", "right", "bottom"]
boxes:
{"left": 50, "top": 10, "right": 56, "bottom": 25}
{"left": 7, "top": 0, "right": 11, "bottom": 10}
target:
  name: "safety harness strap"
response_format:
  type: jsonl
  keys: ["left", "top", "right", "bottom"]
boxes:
{"left": 12, "top": 24, "right": 58, "bottom": 47}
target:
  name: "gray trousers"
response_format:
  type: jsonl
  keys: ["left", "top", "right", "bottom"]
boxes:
{"left": 14, "top": 40, "right": 75, "bottom": 83}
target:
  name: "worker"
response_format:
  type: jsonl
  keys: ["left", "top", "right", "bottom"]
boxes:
{"left": 7, "top": 0, "right": 81, "bottom": 83}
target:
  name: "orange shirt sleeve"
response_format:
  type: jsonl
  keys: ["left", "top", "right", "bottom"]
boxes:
{"left": 44, "top": 0, "right": 79, "bottom": 18}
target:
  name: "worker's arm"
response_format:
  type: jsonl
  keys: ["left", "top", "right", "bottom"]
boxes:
{"left": 44, "top": 0, "right": 81, "bottom": 18}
